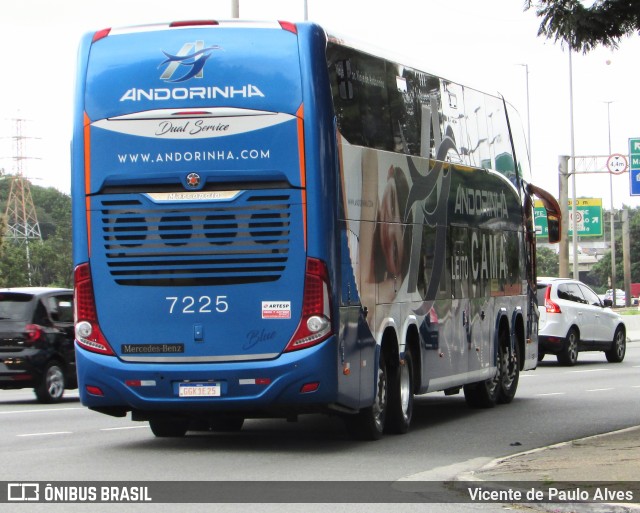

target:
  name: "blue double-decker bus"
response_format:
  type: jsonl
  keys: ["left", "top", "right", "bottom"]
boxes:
{"left": 72, "top": 20, "right": 561, "bottom": 439}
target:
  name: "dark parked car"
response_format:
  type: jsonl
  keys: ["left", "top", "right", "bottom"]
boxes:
{"left": 0, "top": 288, "right": 76, "bottom": 402}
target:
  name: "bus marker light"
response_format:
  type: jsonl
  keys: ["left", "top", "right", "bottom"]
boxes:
{"left": 278, "top": 21, "right": 297, "bottom": 34}
{"left": 125, "top": 380, "right": 156, "bottom": 387}
{"left": 239, "top": 378, "right": 271, "bottom": 385}
{"left": 300, "top": 382, "right": 319, "bottom": 394}
{"left": 170, "top": 20, "right": 219, "bottom": 27}
{"left": 92, "top": 28, "right": 111, "bottom": 42}
{"left": 86, "top": 385, "right": 104, "bottom": 396}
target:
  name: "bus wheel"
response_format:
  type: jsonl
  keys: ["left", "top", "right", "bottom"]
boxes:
{"left": 344, "top": 355, "right": 388, "bottom": 441}
{"left": 149, "top": 417, "right": 189, "bottom": 437}
{"left": 497, "top": 331, "right": 519, "bottom": 404}
{"left": 385, "top": 351, "right": 413, "bottom": 434}
{"left": 463, "top": 376, "right": 498, "bottom": 409}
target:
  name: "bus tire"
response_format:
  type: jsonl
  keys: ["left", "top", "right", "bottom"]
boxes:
{"left": 463, "top": 377, "right": 498, "bottom": 409}
{"left": 149, "top": 418, "right": 189, "bottom": 438}
{"left": 344, "top": 355, "right": 388, "bottom": 441}
{"left": 385, "top": 351, "right": 413, "bottom": 434}
{"left": 497, "top": 329, "right": 519, "bottom": 404}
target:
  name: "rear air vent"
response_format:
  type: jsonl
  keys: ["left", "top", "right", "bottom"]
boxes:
{"left": 97, "top": 191, "right": 294, "bottom": 286}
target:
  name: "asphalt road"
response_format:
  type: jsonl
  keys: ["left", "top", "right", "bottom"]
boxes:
{"left": 1, "top": 343, "right": 639, "bottom": 512}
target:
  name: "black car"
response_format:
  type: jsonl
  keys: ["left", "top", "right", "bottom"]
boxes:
{"left": 0, "top": 288, "right": 76, "bottom": 403}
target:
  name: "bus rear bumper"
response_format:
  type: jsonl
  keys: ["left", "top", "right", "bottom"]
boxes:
{"left": 75, "top": 338, "right": 340, "bottom": 417}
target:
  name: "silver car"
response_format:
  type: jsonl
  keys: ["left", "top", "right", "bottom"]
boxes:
{"left": 536, "top": 278, "right": 626, "bottom": 366}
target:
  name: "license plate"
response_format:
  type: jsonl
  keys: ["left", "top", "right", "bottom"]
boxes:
{"left": 178, "top": 383, "right": 221, "bottom": 397}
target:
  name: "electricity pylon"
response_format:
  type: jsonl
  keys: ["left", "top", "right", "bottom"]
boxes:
{"left": 1, "top": 117, "right": 42, "bottom": 285}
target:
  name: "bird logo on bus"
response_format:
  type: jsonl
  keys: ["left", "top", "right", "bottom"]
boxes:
{"left": 159, "top": 41, "right": 220, "bottom": 82}
{"left": 185, "top": 173, "right": 201, "bottom": 189}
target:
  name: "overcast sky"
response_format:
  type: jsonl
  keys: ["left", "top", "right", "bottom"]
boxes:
{"left": 1, "top": 0, "right": 638, "bottom": 209}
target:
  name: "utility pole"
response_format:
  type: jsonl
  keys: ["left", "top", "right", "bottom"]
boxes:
{"left": 622, "top": 209, "right": 630, "bottom": 307}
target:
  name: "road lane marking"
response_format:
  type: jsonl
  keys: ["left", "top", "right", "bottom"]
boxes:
{"left": 569, "top": 368, "right": 610, "bottom": 373}
{"left": 17, "top": 431, "right": 73, "bottom": 437}
{"left": 100, "top": 426, "right": 149, "bottom": 431}
{"left": 585, "top": 388, "right": 614, "bottom": 392}
{"left": 0, "top": 407, "right": 84, "bottom": 415}
{"left": 535, "top": 392, "right": 565, "bottom": 396}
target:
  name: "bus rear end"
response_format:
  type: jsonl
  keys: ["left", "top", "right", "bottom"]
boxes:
{"left": 72, "top": 21, "right": 344, "bottom": 434}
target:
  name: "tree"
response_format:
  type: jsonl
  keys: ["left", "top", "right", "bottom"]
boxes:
{"left": 0, "top": 182, "right": 72, "bottom": 288}
{"left": 525, "top": 0, "right": 640, "bottom": 53}
{"left": 591, "top": 205, "right": 640, "bottom": 287}
{"left": 536, "top": 246, "right": 560, "bottom": 277}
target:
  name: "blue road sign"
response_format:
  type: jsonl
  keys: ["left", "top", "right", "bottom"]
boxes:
{"left": 630, "top": 138, "right": 640, "bottom": 196}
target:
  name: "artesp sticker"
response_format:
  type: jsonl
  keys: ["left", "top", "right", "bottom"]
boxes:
{"left": 262, "top": 301, "right": 291, "bottom": 319}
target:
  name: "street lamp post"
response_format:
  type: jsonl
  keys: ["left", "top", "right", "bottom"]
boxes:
{"left": 517, "top": 63, "right": 531, "bottom": 165}
{"left": 605, "top": 100, "right": 617, "bottom": 306}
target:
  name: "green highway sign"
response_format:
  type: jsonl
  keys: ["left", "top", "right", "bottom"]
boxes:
{"left": 534, "top": 198, "right": 602, "bottom": 238}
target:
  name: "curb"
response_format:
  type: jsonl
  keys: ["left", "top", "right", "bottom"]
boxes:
{"left": 465, "top": 425, "right": 640, "bottom": 477}
{"left": 457, "top": 426, "right": 640, "bottom": 512}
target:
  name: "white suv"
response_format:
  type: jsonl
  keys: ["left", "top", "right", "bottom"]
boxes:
{"left": 536, "top": 277, "right": 626, "bottom": 366}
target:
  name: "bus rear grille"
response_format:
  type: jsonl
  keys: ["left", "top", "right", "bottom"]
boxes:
{"left": 98, "top": 194, "right": 291, "bottom": 286}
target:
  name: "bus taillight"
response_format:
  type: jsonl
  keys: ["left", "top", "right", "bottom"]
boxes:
{"left": 285, "top": 258, "right": 333, "bottom": 352}
{"left": 74, "top": 263, "right": 115, "bottom": 356}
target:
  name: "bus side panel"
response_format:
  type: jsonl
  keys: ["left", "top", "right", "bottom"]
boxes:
{"left": 298, "top": 24, "right": 375, "bottom": 410}
{"left": 71, "top": 32, "right": 94, "bottom": 266}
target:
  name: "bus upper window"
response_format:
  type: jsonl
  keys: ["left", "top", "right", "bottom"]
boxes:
{"left": 327, "top": 45, "right": 393, "bottom": 151}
